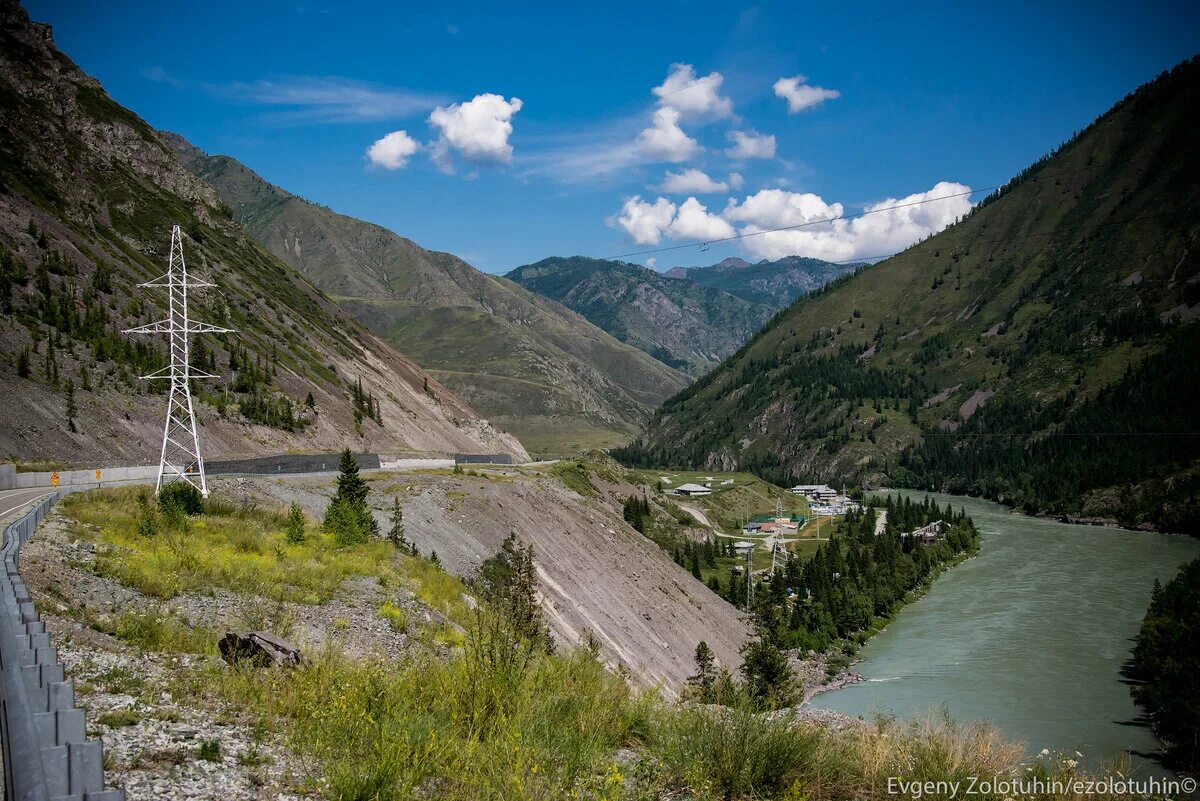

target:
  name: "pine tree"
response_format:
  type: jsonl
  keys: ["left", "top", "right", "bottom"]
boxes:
{"left": 16, "top": 347, "right": 30, "bottom": 378}
{"left": 387, "top": 496, "right": 407, "bottom": 550}
{"left": 324, "top": 449, "right": 376, "bottom": 545}
{"left": 284, "top": 503, "right": 306, "bottom": 543}
{"left": 687, "top": 641, "right": 717, "bottom": 701}
{"left": 478, "top": 533, "right": 554, "bottom": 653}
{"left": 305, "top": 391, "right": 315, "bottom": 410}
{"left": 64, "top": 377, "right": 77, "bottom": 432}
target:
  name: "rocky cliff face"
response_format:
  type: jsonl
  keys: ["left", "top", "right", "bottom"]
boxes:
{"left": 0, "top": 0, "right": 527, "bottom": 464}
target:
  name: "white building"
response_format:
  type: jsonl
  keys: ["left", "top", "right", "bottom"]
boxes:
{"left": 790, "top": 484, "right": 838, "bottom": 502}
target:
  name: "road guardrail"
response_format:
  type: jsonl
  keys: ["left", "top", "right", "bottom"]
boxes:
{"left": 1, "top": 492, "right": 123, "bottom": 801}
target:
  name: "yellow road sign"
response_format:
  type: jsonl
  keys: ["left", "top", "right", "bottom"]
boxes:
{"left": 50, "top": 471, "right": 59, "bottom": 486}
{"left": 95, "top": 469, "right": 102, "bottom": 481}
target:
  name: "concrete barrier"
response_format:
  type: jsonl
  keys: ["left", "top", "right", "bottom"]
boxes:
{"left": 0, "top": 463, "right": 14, "bottom": 490}
{"left": 379, "top": 458, "right": 454, "bottom": 471}
{"left": 454, "top": 454, "right": 515, "bottom": 465}
{"left": 13, "top": 466, "right": 157, "bottom": 490}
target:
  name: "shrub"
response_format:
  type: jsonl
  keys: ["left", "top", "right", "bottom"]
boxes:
{"left": 158, "top": 481, "right": 204, "bottom": 516}
{"left": 197, "top": 739, "right": 221, "bottom": 762}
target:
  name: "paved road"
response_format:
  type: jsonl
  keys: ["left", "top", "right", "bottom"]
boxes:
{"left": 0, "top": 487, "right": 54, "bottom": 528}
{"left": 676, "top": 502, "right": 715, "bottom": 529}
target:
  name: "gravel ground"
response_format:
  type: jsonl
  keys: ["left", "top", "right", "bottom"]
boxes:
{"left": 21, "top": 510, "right": 454, "bottom": 800}
{"left": 41, "top": 616, "right": 319, "bottom": 801}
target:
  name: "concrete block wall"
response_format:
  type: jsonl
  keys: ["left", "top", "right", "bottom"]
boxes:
{"left": 12, "top": 466, "right": 158, "bottom": 490}
{"left": 1, "top": 493, "right": 124, "bottom": 800}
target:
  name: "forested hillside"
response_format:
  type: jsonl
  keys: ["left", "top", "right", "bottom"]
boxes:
{"left": 0, "top": 3, "right": 526, "bottom": 463}
{"left": 619, "top": 57, "right": 1200, "bottom": 532}
{"left": 169, "top": 138, "right": 688, "bottom": 455}
{"left": 507, "top": 256, "right": 771, "bottom": 375}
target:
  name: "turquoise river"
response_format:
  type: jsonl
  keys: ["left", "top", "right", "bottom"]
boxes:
{"left": 810, "top": 492, "right": 1200, "bottom": 777}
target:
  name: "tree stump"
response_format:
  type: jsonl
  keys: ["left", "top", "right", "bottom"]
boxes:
{"left": 218, "top": 630, "right": 303, "bottom": 668}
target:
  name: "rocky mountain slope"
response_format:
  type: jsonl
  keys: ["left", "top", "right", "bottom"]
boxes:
{"left": 507, "top": 256, "right": 773, "bottom": 375}
{"left": 619, "top": 57, "right": 1200, "bottom": 532}
{"left": 167, "top": 138, "right": 688, "bottom": 455}
{"left": 0, "top": 1, "right": 526, "bottom": 465}
{"left": 666, "top": 255, "right": 858, "bottom": 307}
{"left": 237, "top": 461, "right": 753, "bottom": 693}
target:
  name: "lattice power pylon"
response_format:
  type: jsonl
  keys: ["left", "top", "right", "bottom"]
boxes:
{"left": 124, "top": 224, "right": 232, "bottom": 497}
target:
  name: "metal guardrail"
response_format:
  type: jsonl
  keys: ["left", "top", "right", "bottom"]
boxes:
{"left": 1, "top": 492, "right": 123, "bottom": 801}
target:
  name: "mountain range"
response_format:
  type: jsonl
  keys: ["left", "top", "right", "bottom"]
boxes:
{"left": 507, "top": 255, "right": 858, "bottom": 375}
{"left": 618, "top": 57, "right": 1200, "bottom": 532}
{"left": 665, "top": 256, "right": 859, "bottom": 306}
{"left": 167, "top": 139, "right": 688, "bottom": 456}
{"left": 0, "top": 3, "right": 525, "bottom": 464}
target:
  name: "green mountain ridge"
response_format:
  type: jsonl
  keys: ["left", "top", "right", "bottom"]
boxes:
{"left": 0, "top": 1, "right": 527, "bottom": 464}
{"left": 618, "top": 57, "right": 1200, "bottom": 532}
{"left": 506, "top": 255, "right": 774, "bottom": 375}
{"left": 166, "top": 137, "right": 689, "bottom": 456}
{"left": 667, "top": 255, "right": 859, "bottom": 306}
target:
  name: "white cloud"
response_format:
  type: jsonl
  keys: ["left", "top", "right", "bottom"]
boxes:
{"left": 365, "top": 130, "right": 420, "bottom": 170}
{"left": 669, "top": 197, "right": 737, "bottom": 242}
{"left": 728, "top": 172, "right": 745, "bottom": 191}
{"left": 611, "top": 195, "right": 677, "bottom": 245}
{"left": 428, "top": 93, "right": 522, "bottom": 171}
{"left": 646, "top": 257, "right": 657, "bottom": 269}
{"left": 725, "top": 130, "right": 776, "bottom": 159}
{"left": 635, "top": 107, "right": 702, "bottom": 162}
{"left": 142, "top": 69, "right": 449, "bottom": 124}
{"left": 724, "top": 181, "right": 973, "bottom": 261}
{"left": 652, "top": 63, "right": 733, "bottom": 120}
{"left": 659, "top": 168, "right": 728, "bottom": 194}
{"left": 773, "top": 75, "right": 840, "bottom": 113}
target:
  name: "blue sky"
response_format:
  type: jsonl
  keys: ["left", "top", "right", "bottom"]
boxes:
{"left": 27, "top": 0, "right": 1200, "bottom": 273}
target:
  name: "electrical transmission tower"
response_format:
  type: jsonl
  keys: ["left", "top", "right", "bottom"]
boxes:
{"left": 125, "top": 224, "right": 232, "bottom": 497}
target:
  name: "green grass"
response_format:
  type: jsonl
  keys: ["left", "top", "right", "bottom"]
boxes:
{"left": 204, "top": 625, "right": 651, "bottom": 801}
{"left": 62, "top": 487, "right": 472, "bottom": 624}
{"left": 97, "top": 708, "right": 140, "bottom": 728}
{"left": 549, "top": 461, "right": 599, "bottom": 497}
{"left": 378, "top": 601, "right": 410, "bottom": 632}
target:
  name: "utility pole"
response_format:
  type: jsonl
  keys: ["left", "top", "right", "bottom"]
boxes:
{"left": 746, "top": 544, "right": 754, "bottom": 607}
{"left": 125, "top": 225, "right": 232, "bottom": 497}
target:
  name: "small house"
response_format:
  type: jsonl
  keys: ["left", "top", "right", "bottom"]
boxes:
{"left": 674, "top": 483, "right": 712, "bottom": 497}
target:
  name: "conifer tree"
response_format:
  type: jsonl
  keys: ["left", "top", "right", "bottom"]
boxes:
{"left": 687, "top": 641, "right": 717, "bottom": 702}
{"left": 64, "top": 377, "right": 76, "bottom": 432}
{"left": 284, "top": 503, "right": 306, "bottom": 543}
{"left": 387, "top": 496, "right": 407, "bottom": 550}
{"left": 323, "top": 449, "right": 376, "bottom": 545}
